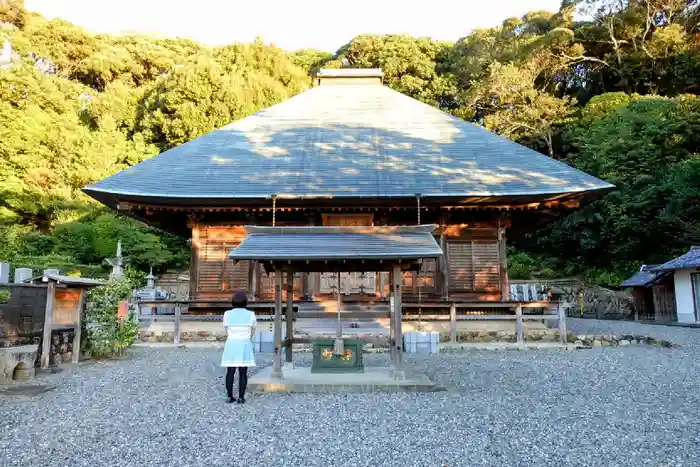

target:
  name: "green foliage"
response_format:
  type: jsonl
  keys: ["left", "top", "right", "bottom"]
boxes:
{"left": 525, "top": 94, "right": 700, "bottom": 270}
{"left": 84, "top": 269, "right": 142, "bottom": 358}
{"left": 507, "top": 250, "right": 560, "bottom": 280}
{"left": 0, "top": 9, "right": 307, "bottom": 276}
{"left": 290, "top": 48, "right": 333, "bottom": 75}
{"left": 0, "top": 288, "right": 10, "bottom": 304}
{"left": 0, "top": 0, "right": 26, "bottom": 29}
{"left": 1, "top": 1, "right": 699, "bottom": 288}
{"left": 329, "top": 34, "right": 458, "bottom": 108}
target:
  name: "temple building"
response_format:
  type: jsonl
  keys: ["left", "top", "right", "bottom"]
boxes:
{"left": 83, "top": 68, "right": 614, "bottom": 310}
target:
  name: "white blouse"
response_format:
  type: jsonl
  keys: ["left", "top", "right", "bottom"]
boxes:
{"left": 223, "top": 308, "right": 257, "bottom": 340}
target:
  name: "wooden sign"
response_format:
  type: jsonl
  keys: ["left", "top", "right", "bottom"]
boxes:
{"left": 117, "top": 301, "right": 129, "bottom": 320}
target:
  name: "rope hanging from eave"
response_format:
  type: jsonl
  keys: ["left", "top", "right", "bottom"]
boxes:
{"left": 272, "top": 194, "right": 277, "bottom": 227}
{"left": 416, "top": 194, "right": 421, "bottom": 225}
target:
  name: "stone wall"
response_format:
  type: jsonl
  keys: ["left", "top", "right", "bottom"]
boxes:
{"left": 557, "top": 286, "right": 635, "bottom": 320}
{"left": 35, "top": 329, "right": 76, "bottom": 367}
{"left": 138, "top": 327, "right": 563, "bottom": 347}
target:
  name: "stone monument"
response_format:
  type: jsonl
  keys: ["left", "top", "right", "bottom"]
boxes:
{"left": 105, "top": 240, "right": 127, "bottom": 281}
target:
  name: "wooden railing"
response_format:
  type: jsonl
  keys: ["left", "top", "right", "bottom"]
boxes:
{"left": 135, "top": 299, "right": 566, "bottom": 347}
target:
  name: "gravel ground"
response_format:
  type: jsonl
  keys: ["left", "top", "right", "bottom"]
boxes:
{"left": 1, "top": 319, "right": 700, "bottom": 467}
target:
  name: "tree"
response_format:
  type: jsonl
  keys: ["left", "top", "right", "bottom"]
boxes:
{"left": 328, "top": 34, "right": 459, "bottom": 109}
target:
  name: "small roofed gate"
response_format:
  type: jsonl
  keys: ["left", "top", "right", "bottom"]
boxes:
{"left": 195, "top": 226, "right": 250, "bottom": 299}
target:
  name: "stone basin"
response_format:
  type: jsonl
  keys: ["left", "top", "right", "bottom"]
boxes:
{"left": 310, "top": 338, "right": 365, "bottom": 373}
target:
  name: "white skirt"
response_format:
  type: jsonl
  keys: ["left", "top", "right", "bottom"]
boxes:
{"left": 221, "top": 337, "right": 256, "bottom": 367}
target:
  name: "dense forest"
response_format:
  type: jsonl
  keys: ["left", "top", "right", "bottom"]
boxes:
{"left": 0, "top": 0, "right": 699, "bottom": 286}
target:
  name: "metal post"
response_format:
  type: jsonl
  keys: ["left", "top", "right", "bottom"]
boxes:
{"left": 272, "top": 269, "right": 283, "bottom": 379}
{"left": 173, "top": 302, "right": 181, "bottom": 345}
{"left": 41, "top": 282, "right": 56, "bottom": 370}
{"left": 558, "top": 301, "right": 567, "bottom": 345}
{"left": 516, "top": 304, "right": 524, "bottom": 345}
{"left": 450, "top": 303, "right": 457, "bottom": 343}
{"left": 392, "top": 265, "right": 404, "bottom": 380}
{"left": 333, "top": 273, "right": 344, "bottom": 355}
{"left": 285, "top": 270, "right": 294, "bottom": 363}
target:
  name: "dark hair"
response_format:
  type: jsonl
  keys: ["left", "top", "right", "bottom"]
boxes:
{"left": 232, "top": 291, "right": 248, "bottom": 308}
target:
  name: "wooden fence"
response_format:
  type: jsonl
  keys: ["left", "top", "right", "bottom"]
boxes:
{"left": 136, "top": 299, "right": 566, "bottom": 347}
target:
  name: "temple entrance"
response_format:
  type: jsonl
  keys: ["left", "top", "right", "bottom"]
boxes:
{"left": 320, "top": 272, "right": 376, "bottom": 295}
{"left": 319, "top": 214, "right": 377, "bottom": 297}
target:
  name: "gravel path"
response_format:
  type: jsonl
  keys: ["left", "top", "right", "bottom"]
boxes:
{"left": 2, "top": 319, "right": 700, "bottom": 467}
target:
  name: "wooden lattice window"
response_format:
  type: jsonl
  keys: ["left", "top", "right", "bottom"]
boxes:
{"left": 447, "top": 241, "right": 500, "bottom": 292}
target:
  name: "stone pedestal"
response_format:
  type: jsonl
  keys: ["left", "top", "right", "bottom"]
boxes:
{"left": 0, "top": 345, "right": 39, "bottom": 383}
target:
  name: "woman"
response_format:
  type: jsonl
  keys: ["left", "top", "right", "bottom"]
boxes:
{"left": 221, "top": 291, "right": 257, "bottom": 404}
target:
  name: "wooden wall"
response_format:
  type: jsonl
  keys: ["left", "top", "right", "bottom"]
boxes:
{"left": 53, "top": 289, "right": 81, "bottom": 326}
{"left": 192, "top": 225, "right": 250, "bottom": 301}
{"left": 190, "top": 221, "right": 508, "bottom": 302}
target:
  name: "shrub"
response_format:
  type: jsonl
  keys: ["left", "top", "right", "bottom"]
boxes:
{"left": 0, "top": 288, "right": 10, "bottom": 304}
{"left": 83, "top": 267, "right": 142, "bottom": 358}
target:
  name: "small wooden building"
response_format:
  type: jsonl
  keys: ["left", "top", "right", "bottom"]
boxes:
{"left": 620, "top": 265, "right": 675, "bottom": 322}
{"left": 24, "top": 272, "right": 103, "bottom": 367}
{"left": 83, "top": 68, "right": 614, "bottom": 310}
{"left": 654, "top": 246, "right": 700, "bottom": 323}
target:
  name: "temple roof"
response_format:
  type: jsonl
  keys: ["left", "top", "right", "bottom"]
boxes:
{"left": 83, "top": 69, "right": 614, "bottom": 208}
{"left": 620, "top": 265, "right": 669, "bottom": 288}
{"left": 654, "top": 246, "right": 700, "bottom": 271}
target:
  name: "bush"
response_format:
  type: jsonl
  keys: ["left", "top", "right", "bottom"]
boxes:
{"left": 83, "top": 268, "right": 142, "bottom": 358}
{"left": 0, "top": 288, "right": 10, "bottom": 304}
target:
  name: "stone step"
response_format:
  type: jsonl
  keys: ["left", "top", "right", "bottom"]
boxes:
{"left": 298, "top": 301, "right": 390, "bottom": 314}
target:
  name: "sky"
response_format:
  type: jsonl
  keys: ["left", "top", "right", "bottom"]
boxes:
{"left": 24, "top": 0, "right": 564, "bottom": 52}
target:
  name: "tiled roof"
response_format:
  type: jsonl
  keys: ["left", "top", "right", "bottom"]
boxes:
{"left": 654, "top": 246, "right": 700, "bottom": 271}
{"left": 25, "top": 273, "right": 104, "bottom": 287}
{"left": 229, "top": 225, "right": 443, "bottom": 261}
{"left": 620, "top": 265, "right": 668, "bottom": 287}
{"left": 83, "top": 80, "right": 614, "bottom": 203}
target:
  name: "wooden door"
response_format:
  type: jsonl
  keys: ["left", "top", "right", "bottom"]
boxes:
{"left": 319, "top": 214, "right": 375, "bottom": 296}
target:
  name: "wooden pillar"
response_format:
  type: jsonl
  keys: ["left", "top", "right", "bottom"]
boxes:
{"left": 378, "top": 271, "right": 385, "bottom": 300}
{"left": 450, "top": 303, "right": 457, "bottom": 343}
{"left": 272, "top": 269, "right": 283, "bottom": 379}
{"left": 41, "top": 282, "right": 56, "bottom": 370}
{"left": 498, "top": 226, "right": 509, "bottom": 301}
{"left": 188, "top": 222, "right": 200, "bottom": 300}
{"left": 173, "top": 302, "right": 182, "bottom": 345}
{"left": 285, "top": 270, "right": 294, "bottom": 363}
{"left": 440, "top": 233, "right": 449, "bottom": 301}
{"left": 72, "top": 288, "right": 85, "bottom": 364}
{"left": 558, "top": 302, "right": 567, "bottom": 345}
{"left": 515, "top": 304, "right": 524, "bottom": 345}
{"left": 389, "top": 273, "right": 396, "bottom": 365}
{"left": 392, "top": 264, "right": 404, "bottom": 379}
{"left": 300, "top": 272, "right": 309, "bottom": 300}
{"left": 250, "top": 261, "right": 259, "bottom": 301}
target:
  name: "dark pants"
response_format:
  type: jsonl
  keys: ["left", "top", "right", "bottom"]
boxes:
{"left": 225, "top": 367, "right": 248, "bottom": 399}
